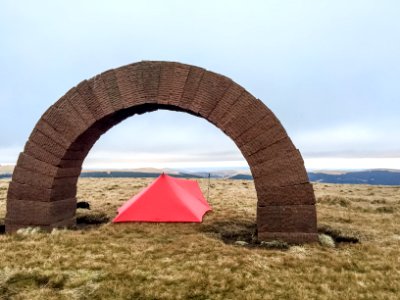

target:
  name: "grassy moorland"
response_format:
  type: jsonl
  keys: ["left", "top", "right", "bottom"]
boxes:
{"left": 0, "top": 178, "right": 399, "bottom": 299}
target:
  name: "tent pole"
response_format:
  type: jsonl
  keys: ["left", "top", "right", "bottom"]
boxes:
{"left": 207, "top": 173, "right": 211, "bottom": 201}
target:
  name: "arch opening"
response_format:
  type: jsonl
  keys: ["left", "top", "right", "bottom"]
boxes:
{"left": 6, "top": 61, "right": 317, "bottom": 243}
{"left": 82, "top": 107, "right": 249, "bottom": 170}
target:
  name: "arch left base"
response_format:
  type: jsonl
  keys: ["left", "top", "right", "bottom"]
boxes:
{"left": 5, "top": 196, "right": 77, "bottom": 232}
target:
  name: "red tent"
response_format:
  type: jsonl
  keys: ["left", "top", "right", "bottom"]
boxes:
{"left": 113, "top": 174, "right": 212, "bottom": 223}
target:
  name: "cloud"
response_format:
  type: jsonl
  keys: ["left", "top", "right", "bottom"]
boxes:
{"left": 83, "top": 149, "right": 247, "bottom": 170}
{"left": 305, "top": 157, "right": 400, "bottom": 171}
{"left": 0, "top": 147, "right": 21, "bottom": 164}
{"left": 88, "top": 109, "right": 243, "bottom": 154}
{"left": 292, "top": 123, "right": 400, "bottom": 158}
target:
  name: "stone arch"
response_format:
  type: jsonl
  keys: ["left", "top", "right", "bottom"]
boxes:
{"left": 6, "top": 61, "right": 317, "bottom": 243}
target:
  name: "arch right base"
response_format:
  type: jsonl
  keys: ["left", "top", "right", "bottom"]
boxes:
{"left": 257, "top": 204, "right": 318, "bottom": 243}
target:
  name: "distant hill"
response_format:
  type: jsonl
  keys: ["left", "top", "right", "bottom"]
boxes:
{"left": 0, "top": 164, "right": 14, "bottom": 176}
{"left": 190, "top": 169, "right": 252, "bottom": 179}
{"left": 229, "top": 169, "right": 400, "bottom": 185}
{"left": 0, "top": 165, "right": 12, "bottom": 179}
{"left": 229, "top": 174, "right": 253, "bottom": 180}
{"left": 308, "top": 170, "right": 400, "bottom": 185}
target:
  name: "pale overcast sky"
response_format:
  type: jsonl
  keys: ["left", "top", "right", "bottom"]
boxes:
{"left": 1, "top": 1, "right": 399, "bottom": 170}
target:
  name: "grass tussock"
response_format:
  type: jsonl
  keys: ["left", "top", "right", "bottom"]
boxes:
{"left": 16, "top": 227, "right": 43, "bottom": 236}
{"left": 318, "top": 234, "right": 336, "bottom": 248}
{"left": 0, "top": 179, "right": 400, "bottom": 299}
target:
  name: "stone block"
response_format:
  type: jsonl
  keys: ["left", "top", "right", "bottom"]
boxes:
{"left": 178, "top": 66, "right": 206, "bottom": 110}
{"left": 157, "top": 62, "right": 190, "bottom": 106}
{"left": 141, "top": 61, "right": 162, "bottom": 101}
{"left": 33, "top": 119, "right": 71, "bottom": 149}
{"left": 53, "top": 176, "right": 79, "bottom": 187}
{"left": 7, "top": 181, "right": 52, "bottom": 202}
{"left": 28, "top": 129, "right": 68, "bottom": 159}
{"left": 24, "top": 141, "right": 62, "bottom": 166}
{"left": 256, "top": 183, "right": 316, "bottom": 206}
{"left": 100, "top": 69, "right": 125, "bottom": 111}
{"left": 251, "top": 150, "right": 309, "bottom": 187}
{"left": 257, "top": 205, "right": 317, "bottom": 233}
{"left": 12, "top": 166, "right": 56, "bottom": 188}
{"left": 216, "top": 92, "right": 257, "bottom": 130}
{"left": 67, "top": 126, "right": 103, "bottom": 152}
{"left": 223, "top": 99, "right": 268, "bottom": 140}
{"left": 54, "top": 93, "right": 88, "bottom": 131}
{"left": 237, "top": 108, "right": 286, "bottom": 148}
{"left": 64, "top": 87, "right": 97, "bottom": 126}
{"left": 62, "top": 148, "right": 90, "bottom": 161}
{"left": 114, "top": 63, "right": 147, "bottom": 107}
{"left": 7, "top": 181, "right": 77, "bottom": 202}
{"left": 190, "top": 71, "right": 232, "bottom": 117}
{"left": 76, "top": 80, "right": 106, "bottom": 120}
{"left": 240, "top": 124, "right": 288, "bottom": 157}
{"left": 89, "top": 69, "right": 125, "bottom": 113}
{"left": 17, "top": 152, "right": 80, "bottom": 179}
{"left": 56, "top": 166, "right": 82, "bottom": 178}
{"left": 41, "top": 105, "right": 86, "bottom": 143}
{"left": 245, "top": 137, "right": 295, "bottom": 167}
{"left": 16, "top": 152, "right": 59, "bottom": 177}
{"left": 6, "top": 198, "right": 76, "bottom": 225}
{"left": 58, "top": 159, "right": 84, "bottom": 169}
{"left": 87, "top": 76, "right": 115, "bottom": 117}
{"left": 207, "top": 83, "right": 245, "bottom": 125}
{"left": 12, "top": 165, "right": 78, "bottom": 189}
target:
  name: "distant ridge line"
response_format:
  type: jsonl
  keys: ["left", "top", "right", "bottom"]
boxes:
{"left": 79, "top": 171, "right": 202, "bottom": 179}
{"left": 2, "top": 169, "right": 400, "bottom": 185}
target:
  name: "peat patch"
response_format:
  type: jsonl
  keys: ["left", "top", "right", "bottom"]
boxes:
{"left": 76, "top": 212, "right": 110, "bottom": 228}
{"left": 318, "top": 225, "right": 360, "bottom": 244}
{"left": 199, "top": 220, "right": 289, "bottom": 250}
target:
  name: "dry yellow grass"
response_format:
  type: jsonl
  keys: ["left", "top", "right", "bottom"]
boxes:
{"left": 0, "top": 178, "right": 400, "bottom": 299}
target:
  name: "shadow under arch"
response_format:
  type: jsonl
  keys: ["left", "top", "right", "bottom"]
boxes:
{"left": 6, "top": 61, "right": 317, "bottom": 243}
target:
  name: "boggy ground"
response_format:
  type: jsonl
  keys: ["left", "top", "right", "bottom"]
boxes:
{"left": 0, "top": 178, "right": 399, "bottom": 299}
